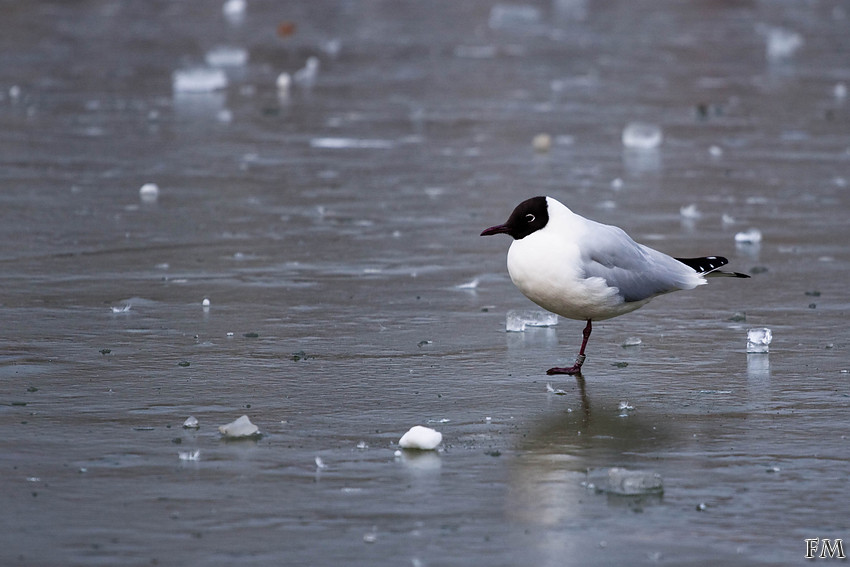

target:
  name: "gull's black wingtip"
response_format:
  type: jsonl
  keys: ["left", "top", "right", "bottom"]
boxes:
{"left": 675, "top": 256, "right": 750, "bottom": 278}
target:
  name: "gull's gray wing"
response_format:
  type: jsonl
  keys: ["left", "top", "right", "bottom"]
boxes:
{"left": 577, "top": 222, "right": 703, "bottom": 302}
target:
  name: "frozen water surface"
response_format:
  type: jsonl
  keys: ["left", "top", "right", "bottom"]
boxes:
{"left": 1, "top": 2, "right": 849, "bottom": 566}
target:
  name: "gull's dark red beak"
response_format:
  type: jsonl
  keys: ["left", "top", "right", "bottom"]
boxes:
{"left": 481, "top": 224, "right": 510, "bottom": 236}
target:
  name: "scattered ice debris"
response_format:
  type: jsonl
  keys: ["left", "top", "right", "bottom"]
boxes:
{"left": 709, "top": 145, "right": 723, "bottom": 158}
{"left": 111, "top": 304, "right": 131, "bottom": 313}
{"left": 205, "top": 46, "right": 248, "bottom": 67}
{"left": 679, "top": 204, "right": 701, "bottom": 219}
{"left": 356, "top": 441, "right": 368, "bottom": 450}
{"left": 398, "top": 425, "right": 442, "bottom": 450}
{"left": 763, "top": 26, "right": 803, "bottom": 60}
{"left": 621, "top": 337, "right": 642, "bottom": 347}
{"left": 309, "top": 137, "right": 394, "bottom": 149}
{"left": 426, "top": 418, "right": 450, "bottom": 424}
{"left": 835, "top": 82, "right": 848, "bottom": 100}
{"left": 622, "top": 122, "right": 663, "bottom": 150}
{"left": 172, "top": 67, "right": 228, "bottom": 93}
{"left": 202, "top": 298, "right": 211, "bottom": 308}
{"left": 178, "top": 450, "right": 200, "bottom": 461}
{"left": 226, "top": 332, "right": 234, "bottom": 337}
{"left": 26, "top": 476, "right": 40, "bottom": 482}
{"left": 734, "top": 228, "right": 762, "bottom": 244}
{"left": 588, "top": 467, "right": 664, "bottom": 496}
{"left": 546, "top": 383, "right": 567, "bottom": 395}
{"left": 218, "top": 415, "right": 260, "bottom": 439}
{"left": 618, "top": 401, "right": 635, "bottom": 412}
{"left": 183, "top": 416, "right": 199, "bottom": 429}
{"left": 315, "top": 456, "right": 327, "bottom": 470}
{"left": 506, "top": 309, "right": 558, "bottom": 332}
{"left": 532, "top": 133, "right": 552, "bottom": 153}
{"left": 456, "top": 278, "right": 479, "bottom": 290}
{"left": 747, "top": 328, "right": 772, "bottom": 353}
{"left": 294, "top": 56, "right": 320, "bottom": 87}
{"left": 488, "top": 4, "right": 541, "bottom": 30}
{"left": 139, "top": 182, "right": 159, "bottom": 203}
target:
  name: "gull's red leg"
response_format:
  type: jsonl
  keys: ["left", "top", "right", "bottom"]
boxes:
{"left": 546, "top": 319, "right": 592, "bottom": 375}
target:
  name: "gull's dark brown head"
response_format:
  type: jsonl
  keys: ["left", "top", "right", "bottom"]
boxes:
{"left": 481, "top": 196, "right": 549, "bottom": 240}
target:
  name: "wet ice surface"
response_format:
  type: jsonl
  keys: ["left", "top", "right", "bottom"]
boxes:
{"left": 1, "top": 1, "right": 849, "bottom": 566}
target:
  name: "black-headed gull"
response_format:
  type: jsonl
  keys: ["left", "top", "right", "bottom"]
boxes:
{"left": 481, "top": 196, "right": 749, "bottom": 375}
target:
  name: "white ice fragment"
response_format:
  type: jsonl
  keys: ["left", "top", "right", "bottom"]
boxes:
{"left": 618, "top": 401, "right": 635, "bottom": 411}
{"left": 679, "top": 204, "right": 701, "bottom": 219}
{"left": 747, "top": 328, "right": 772, "bottom": 353}
{"left": 183, "top": 416, "right": 199, "bottom": 429}
{"left": 722, "top": 213, "right": 736, "bottom": 225}
{"left": 532, "top": 133, "right": 552, "bottom": 153}
{"left": 315, "top": 456, "right": 327, "bottom": 469}
{"left": 546, "top": 383, "right": 567, "bottom": 395}
{"left": 218, "top": 415, "right": 260, "bottom": 438}
{"left": 735, "top": 228, "right": 762, "bottom": 244}
{"left": 398, "top": 425, "right": 442, "bottom": 450}
{"left": 321, "top": 39, "right": 342, "bottom": 58}
{"left": 488, "top": 4, "right": 541, "bottom": 29}
{"left": 356, "top": 441, "right": 368, "bottom": 449}
{"left": 456, "top": 278, "right": 479, "bottom": 290}
{"left": 202, "top": 298, "right": 211, "bottom": 307}
{"left": 26, "top": 477, "right": 40, "bottom": 482}
{"left": 172, "top": 67, "right": 228, "bottom": 93}
{"left": 604, "top": 467, "right": 663, "bottom": 496}
{"left": 622, "top": 336, "right": 642, "bottom": 347}
{"left": 764, "top": 26, "right": 803, "bottom": 60}
{"left": 276, "top": 72, "right": 291, "bottom": 93}
{"left": 223, "top": 0, "right": 245, "bottom": 17}
{"left": 294, "top": 56, "right": 320, "bottom": 87}
{"left": 178, "top": 450, "right": 200, "bottom": 461}
{"left": 611, "top": 177, "right": 623, "bottom": 190}
{"left": 226, "top": 332, "right": 234, "bottom": 337}
{"left": 363, "top": 529, "right": 378, "bottom": 544}
{"left": 622, "top": 122, "right": 663, "bottom": 149}
{"left": 709, "top": 145, "right": 724, "bottom": 157}
{"left": 205, "top": 46, "right": 248, "bottom": 67}
{"left": 216, "top": 109, "right": 232, "bottom": 123}
{"left": 309, "top": 138, "right": 394, "bottom": 150}
{"left": 111, "top": 304, "right": 131, "bottom": 313}
{"left": 506, "top": 309, "right": 558, "bottom": 332}
{"left": 9, "top": 85, "right": 21, "bottom": 99}
{"left": 139, "top": 182, "right": 159, "bottom": 203}
{"left": 834, "top": 82, "right": 848, "bottom": 100}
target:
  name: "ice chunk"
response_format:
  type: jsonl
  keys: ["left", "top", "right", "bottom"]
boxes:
{"left": 398, "top": 425, "right": 442, "bottom": 450}
{"left": 679, "top": 204, "right": 701, "bottom": 219}
{"left": 546, "top": 383, "right": 567, "bottom": 395}
{"left": 709, "top": 145, "right": 723, "bottom": 157}
{"left": 315, "top": 456, "right": 327, "bottom": 469}
{"left": 488, "top": 4, "right": 541, "bottom": 29}
{"left": 172, "top": 67, "right": 228, "bottom": 93}
{"left": 506, "top": 309, "right": 558, "bottom": 332}
{"left": 218, "top": 415, "right": 260, "bottom": 438}
{"left": 735, "top": 228, "right": 762, "bottom": 244}
{"left": 622, "top": 122, "right": 663, "bottom": 149}
{"left": 747, "top": 328, "right": 772, "bottom": 353}
{"left": 205, "top": 46, "right": 248, "bottom": 67}
{"left": 294, "top": 56, "right": 320, "bottom": 87}
{"left": 835, "top": 82, "right": 848, "bottom": 100}
{"left": 600, "top": 467, "right": 663, "bottom": 496}
{"left": 764, "top": 26, "right": 803, "bottom": 60}
{"left": 202, "top": 298, "right": 211, "bottom": 308}
{"left": 183, "top": 416, "right": 199, "bottom": 429}
{"left": 456, "top": 278, "right": 479, "bottom": 290}
{"left": 178, "top": 450, "right": 200, "bottom": 461}
{"left": 532, "top": 133, "right": 552, "bottom": 152}
{"left": 223, "top": 0, "right": 245, "bottom": 18}
{"left": 621, "top": 336, "right": 642, "bottom": 347}
{"left": 139, "top": 182, "right": 159, "bottom": 203}
{"left": 111, "top": 304, "right": 131, "bottom": 313}
{"left": 276, "top": 72, "right": 291, "bottom": 94}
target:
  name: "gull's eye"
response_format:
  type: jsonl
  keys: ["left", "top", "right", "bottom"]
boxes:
{"left": 525, "top": 213, "right": 535, "bottom": 223}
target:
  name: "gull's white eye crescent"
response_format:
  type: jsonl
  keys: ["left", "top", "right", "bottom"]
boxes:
{"left": 525, "top": 213, "right": 535, "bottom": 223}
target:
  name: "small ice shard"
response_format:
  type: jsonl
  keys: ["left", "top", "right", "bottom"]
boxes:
{"left": 546, "top": 383, "right": 567, "bottom": 395}
{"left": 611, "top": 177, "right": 623, "bottom": 190}
{"left": 356, "top": 441, "right": 368, "bottom": 449}
{"left": 309, "top": 138, "right": 394, "bottom": 149}
{"left": 294, "top": 56, "right": 320, "bottom": 87}
{"left": 178, "top": 450, "right": 200, "bottom": 461}
{"left": 111, "top": 304, "right": 131, "bottom": 313}
{"left": 363, "top": 529, "right": 378, "bottom": 544}
{"left": 532, "top": 133, "right": 552, "bottom": 153}
{"left": 679, "top": 204, "right": 701, "bottom": 219}
{"left": 139, "top": 182, "right": 159, "bottom": 203}
{"left": 735, "top": 228, "right": 762, "bottom": 244}
{"left": 621, "top": 337, "right": 642, "bottom": 347}
{"left": 456, "top": 278, "right": 479, "bottom": 290}
{"left": 764, "top": 26, "right": 803, "bottom": 60}
{"left": 183, "top": 416, "right": 199, "bottom": 429}
{"left": 315, "top": 456, "right": 327, "bottom": 469}
{"left": 604, "top": 467, "right": 663, "bottom": 496}
{"left": 835, "top": 82, "right": 848, "bottom": 100}
{"left": 709, "top": 145, "right": 723, "bottom": 157}
{"left": 223, "top": 0, "right": 245, "bottom": 18}
{"left": 218, "top": 415, "right": 260, "bottom": 438}
{"left": 398, "top": 425, "right": 442, "bottom": 450}
{"left": 721, "top": 213, "right": 736, "bottom": 225}
{"left": 622, "top": 122, "right": 663, "bottom": 149}
{"left": 747, "top": 328, "right": 772, "bottom": 353}
{"left": 618, "top": 401, "right": 635, "bottom": 412}
{"left": 321, "top": 39, "right": 342, "bottom": 58}
{"left": 205, "top": 46, "right": 248, "bottom": 67}
{"left": 276, "top": 72, "right": 291, "bottom": 94}
{"left": 172, "top": 67, "right": 228, "bottom": 93}
{"left": 488, "top": 4, "right": 541, "bottom": 30}
{"left": 506, "top": 309, "right": 558, "bottom": 332}
{"left": 202, "top": 298, "right": 211, "bottom": 307}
